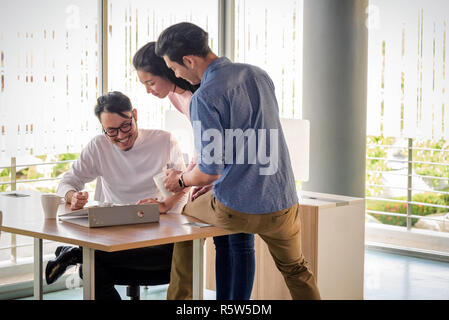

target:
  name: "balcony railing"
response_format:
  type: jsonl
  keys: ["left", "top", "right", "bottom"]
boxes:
{"left": 0, "top": 157, "right": 77, "bottom": 266}
{"left": 366, "top": 137, "right": 449, "bottom": 232}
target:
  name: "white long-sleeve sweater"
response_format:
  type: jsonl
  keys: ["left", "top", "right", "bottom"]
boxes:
{"left": 57, "top": 129, "right": 187, "bottom": 213}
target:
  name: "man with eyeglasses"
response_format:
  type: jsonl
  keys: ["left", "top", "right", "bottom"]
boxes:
{"left": 45, "top": 91, "right": 189, "bottom": 300}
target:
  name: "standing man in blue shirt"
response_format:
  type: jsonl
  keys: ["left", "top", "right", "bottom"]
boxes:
{"left": 156, "top": 22, "right": 321, "bottom": 300}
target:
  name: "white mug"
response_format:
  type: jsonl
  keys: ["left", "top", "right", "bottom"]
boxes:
{"left": 41, "top": 194, "right": 66, "bottom": 219}
{"left": 153, "top": 171, "right": 174, "bottom": 200}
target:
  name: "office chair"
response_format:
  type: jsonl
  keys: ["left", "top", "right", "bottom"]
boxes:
{"left": 79, "top": 263, "right": 171, "bottom": 300}
{"left": 113, "top": 267, "right": 171, "bottom": 300}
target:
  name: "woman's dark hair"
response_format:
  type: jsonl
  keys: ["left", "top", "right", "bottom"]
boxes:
{"left": 155, "top": 22, "right": 211, "bottom": 66}
{"left": 94, "top": 91, "right": 133, "bottom": 120}
{"left": 133, "top": 41, "right": 199, "bottom": 93}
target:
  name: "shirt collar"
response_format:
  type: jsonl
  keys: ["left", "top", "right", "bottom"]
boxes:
{"left": 201, "top": 57, "right": 231, "bottom": 84}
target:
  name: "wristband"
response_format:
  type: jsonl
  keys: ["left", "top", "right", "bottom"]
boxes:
{"left": 178, "top": 173, "right": 188, "bottom": 188}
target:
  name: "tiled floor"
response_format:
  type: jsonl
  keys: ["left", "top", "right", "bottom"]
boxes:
{"left": 19, "top": 248, "right": 449, "bottom": 300}
{"left": 20, "top": 284, "right": 216, "bottom": 300}
{"left": 364, "top": 249, "right": 449, "bottom": 300}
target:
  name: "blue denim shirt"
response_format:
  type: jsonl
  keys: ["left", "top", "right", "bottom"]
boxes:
{"left": 190, "top": 57, "right": 298, "bottom": 214}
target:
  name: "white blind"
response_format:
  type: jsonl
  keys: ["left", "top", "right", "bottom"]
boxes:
{"left": 234, "top": 0, "right": 303, "bottom": 119}
{"left": 367, "top": 0, "right": 449, "bottom": 140}
{"left": 0, "top": 0, "right": 101, "bottom": 160}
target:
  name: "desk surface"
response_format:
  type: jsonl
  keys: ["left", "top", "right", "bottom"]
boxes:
{"left": 298, "top": 190, "right": 364, "bottom": 209}
{"left": 0, "top": 191, "right": 233, "bottom": 252}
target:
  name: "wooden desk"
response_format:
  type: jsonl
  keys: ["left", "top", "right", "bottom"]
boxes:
{"left": 0, "top": 190, "right": 233, "bottom": 300}
{"left": 206, "top": 190, "right": 365, "bottom": 299}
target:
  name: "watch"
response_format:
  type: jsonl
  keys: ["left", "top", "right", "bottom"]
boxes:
{"left": 178, "top": 173, "right": 188, "bottom": 188}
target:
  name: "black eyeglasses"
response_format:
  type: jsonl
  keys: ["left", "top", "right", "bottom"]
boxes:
{"left": 102, "top": 116, "right": 134, "bottom": 137}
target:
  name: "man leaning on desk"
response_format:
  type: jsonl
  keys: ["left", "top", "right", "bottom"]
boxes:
{"left": 46, "top": 91, "right": 189, "bottom": 300}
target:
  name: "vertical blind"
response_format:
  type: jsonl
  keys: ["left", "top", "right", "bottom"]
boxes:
{"left": 0, "top": 0, "right": 100, "bottom": 160}
{"left": 367, "top": 0, "right": 449, "bottom": 140}
{"left": 234, "top": 0, "right": 303, "bottom": 119}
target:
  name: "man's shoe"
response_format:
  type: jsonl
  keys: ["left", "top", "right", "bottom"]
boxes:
{"left": 45, "top": 246, "right": 82, "bottom": 284}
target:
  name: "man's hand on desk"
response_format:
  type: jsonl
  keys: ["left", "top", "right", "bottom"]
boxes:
{"left": 137, "top": 198, "right": 168, "bottom": 214}
{"left": 66, "top": 190, "right": 89, "bottom": 210}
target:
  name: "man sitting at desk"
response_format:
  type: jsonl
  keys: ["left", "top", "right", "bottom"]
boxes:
{"left": 45, "top": 91, "right": 189, "bottom": 300}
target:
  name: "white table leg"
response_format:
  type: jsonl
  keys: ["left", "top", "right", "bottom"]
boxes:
{"left": 82, "top": 247, "right": 95, "bottom": 300}
{"left": 33, "top": 238, "right": 43, "bottom": 300}
{"left": 192, "top": 238, "right": 204, "bottom": 300}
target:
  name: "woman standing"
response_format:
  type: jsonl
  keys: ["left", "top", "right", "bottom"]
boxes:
{"left": 133, "top": 42, "right": 255, "bottom": 300}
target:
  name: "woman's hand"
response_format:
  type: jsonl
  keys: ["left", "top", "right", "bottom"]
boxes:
{"left": 190, "top": 185, "right": 213, "bottom": 201}
{"left": 137, "top": 198, "right": 169, "bottom": 214}
{"left": 163, "top": 169, "right": 183, "bottom": 193}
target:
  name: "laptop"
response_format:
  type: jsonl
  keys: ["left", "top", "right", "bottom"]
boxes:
{"left": 58, "top": 202, "right": 159, "bottom": 228}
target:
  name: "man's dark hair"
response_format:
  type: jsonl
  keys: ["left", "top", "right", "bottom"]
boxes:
{"left": 133, "top": 41, "right": 198, "bottom": 93}
{"left": 155, "top": 22, "right": 211, "bottom": 66}
{"left": 94, "top": 91, "right": 133, "bottom": 120}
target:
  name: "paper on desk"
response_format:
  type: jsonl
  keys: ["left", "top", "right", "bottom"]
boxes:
{"left": 184, "top": 222, "right": 212, "bottom": 228}
{"left": 2, "top": 192, "right": 30, "bottom": 198}
{"left": 58, "top": 207, "right": 88, "bottom": 218}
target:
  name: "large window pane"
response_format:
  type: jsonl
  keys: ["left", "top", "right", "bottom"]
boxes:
{"left": 0, "top": 0, "right": 100, "bottom": 269}
{"left": 366, "top": 0, "right": 449, "bottom": 247}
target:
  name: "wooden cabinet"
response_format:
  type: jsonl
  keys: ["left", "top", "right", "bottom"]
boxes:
{"left": 205, "top": 191, "right": 365, "bottom": 300}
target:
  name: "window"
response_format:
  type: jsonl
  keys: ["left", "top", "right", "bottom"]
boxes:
{"left": 0, "top": 0, "right": 100, "bottom": 274}
{"left": 366, "top": 0, "right": 449, "bottom": 250}
{"left": 0, "top": 0, "right": 221, "bottom": 283}
{"left": 0, "top": 0, "right": 101, "bottom": 158}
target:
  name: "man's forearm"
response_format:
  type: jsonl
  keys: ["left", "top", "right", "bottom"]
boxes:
{"left": 182, "top": 165, "right": 220, "bottom": 187}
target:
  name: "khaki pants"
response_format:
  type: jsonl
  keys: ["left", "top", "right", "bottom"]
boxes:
{"left": 166, "top": 191, "right": 321, "bottom": 300}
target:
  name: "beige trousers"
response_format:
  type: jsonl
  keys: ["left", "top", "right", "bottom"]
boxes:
{"left": 166, "top": 191, "right": 321, "bottom": 300}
